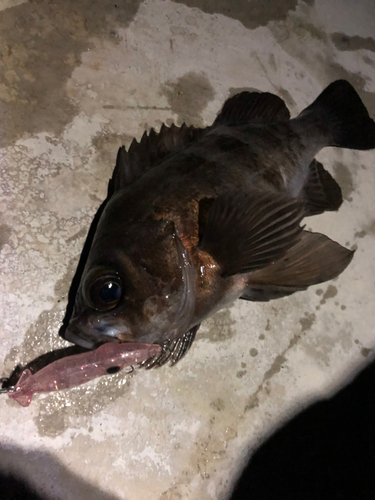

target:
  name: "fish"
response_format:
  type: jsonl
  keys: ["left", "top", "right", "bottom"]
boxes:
{"left": 7, "top": 342, "right": 161, "bottom": 407}
{"left": 64, "top": 80, "right": 375, "bottom": 367}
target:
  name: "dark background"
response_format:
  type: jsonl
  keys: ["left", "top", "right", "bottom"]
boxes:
{"left": 230, "top": 358, "right": 375, "bottom": 500}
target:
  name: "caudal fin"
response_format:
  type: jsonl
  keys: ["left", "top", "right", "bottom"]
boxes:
{"left": 300, "top": 80, "right": 375, "bottom": 150}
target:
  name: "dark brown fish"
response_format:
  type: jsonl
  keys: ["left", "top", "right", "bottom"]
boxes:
{"left": 65, "top": 80, "right": 375, "bottom": 366}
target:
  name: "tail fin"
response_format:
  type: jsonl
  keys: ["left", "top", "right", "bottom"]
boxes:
{"left": 300, "top": 80, "right": 375, "bottom": 150}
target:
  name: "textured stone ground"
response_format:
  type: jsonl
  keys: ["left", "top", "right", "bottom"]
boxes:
{"left": 0, "top": 0, "right": 374, "bottom": 498}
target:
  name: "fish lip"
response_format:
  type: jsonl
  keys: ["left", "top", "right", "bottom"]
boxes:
{"left": 64, "top": 326, "right": 122, "bottom": 350}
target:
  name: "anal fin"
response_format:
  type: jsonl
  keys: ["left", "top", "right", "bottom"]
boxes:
{"left": 241, "top": 231, "right": 354, "bottom": 302}
{"left": 303, "top": 160, "right": 343, "bottom": 216}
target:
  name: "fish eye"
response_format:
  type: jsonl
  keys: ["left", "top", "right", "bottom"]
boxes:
{"left": 85, "top": 272, "right": 123, "bottom": 312}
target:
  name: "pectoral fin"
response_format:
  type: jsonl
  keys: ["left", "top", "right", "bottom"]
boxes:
{"left": 240, "top": 231, "right": 354, "bottom": 301}
{"left": 199, "top": 191, "right": 305, "bottom": 277}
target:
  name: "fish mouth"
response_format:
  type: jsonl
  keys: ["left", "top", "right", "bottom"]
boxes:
{"left": 64, "top": 324, "right": 122, "bottom": 349}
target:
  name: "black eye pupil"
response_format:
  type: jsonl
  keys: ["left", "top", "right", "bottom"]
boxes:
{"left": 99, "top": 282, "right": 121, "bottom": 303}
{"left": 106, "top": 366, "right": 121, "bottom": 374}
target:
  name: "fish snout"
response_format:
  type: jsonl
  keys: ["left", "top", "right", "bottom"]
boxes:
{"left": 65, "top": 316, "right": 128, "bottom": 349}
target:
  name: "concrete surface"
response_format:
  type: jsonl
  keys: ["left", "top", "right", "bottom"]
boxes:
{"left": 0, "top": 0, "right": 374, "bottom": 498}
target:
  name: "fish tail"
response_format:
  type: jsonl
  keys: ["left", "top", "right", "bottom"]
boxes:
{"left": 299, "top": 80, "right": 375, "bottom": 150}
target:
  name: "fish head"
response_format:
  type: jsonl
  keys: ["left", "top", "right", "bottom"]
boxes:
{"left": 65, "top": 213, "right": 195, "bottom": 349}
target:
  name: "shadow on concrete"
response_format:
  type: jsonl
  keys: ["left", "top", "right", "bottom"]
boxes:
{"left": 59, "top": 179, "right": 114, "bottom": 341}
{"left": 0, "top": 442, "right": 121, "bottom": 500}
{"left": 229, "top": 358, "right": 375, "bottom": 500}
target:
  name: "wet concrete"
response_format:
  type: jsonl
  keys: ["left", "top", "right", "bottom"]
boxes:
{"left": 1, "top": 0, "right": 375, "bottom": 499}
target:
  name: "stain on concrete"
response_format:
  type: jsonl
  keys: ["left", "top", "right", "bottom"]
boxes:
{"left": 161, "top": 72, "right": 215, "bottom": 127}
{"left": 210, "top": 397, "right": 225, "bottom": 411}
{"left": 0, "top": 0, "right": 142, "bottom": 147}
{"left": 244, "top": 311, "right": 318, "bottom": 412}
{"left": 299, "top": 312, "right": 316, "bottom": 332}
{"left": 269, "top": 15, "right": 375, "bottom": 119}
{"left": 245, "top": 395, "right": 259, "bottom": 411}
{"left": 35, "top": 374, "right": 133, "bottom": 437}
{"left": 331, "top": 33, "right": 375, "bottom": 53}
{"left": 0, "top": 223, "right": 12, "bottom": 250}
{"left": 174, "top": 0, "right": 298, "bottom": 30}
{"left": 268, "top": 53, "right": 277, "bottom": 72}
{"left": 3, "top": 306, "right": 68, "bottom": 379}
{"left": 201, "top": 306, "right": 236, "bottom": 342}
{"left": 244, "top": 353, "right": 287, "bottom": 411}
{"left": 249, "top": 348, "right": 258, "bottom": 357}
{"left": 354, "top": 219, "right": 375, "bottom": 239}
{"left": 320, "top": 285, "right": 338, "bottom": 305}
{"left": 187, "top": 423, "right": 231, "bottom": 480}
{"left": 333, "top": 163, "right": 355, "bottom": 202}
{"left": 361, "top": 347, "right": 371, "bottom": 357}
{"left": 272, "top": 16, "right": 326, "bottom": 44}
{"left": 354, "top": 229, "right": 367, "bottom": 239}
{"left": 365, "top": 220, "right": 375, "bottom": 236}
{"left": 363, "top": 54, "right": 375, "bottom": 66}
{"left": 236, "top": 369, "right": 247, "bottom": 378}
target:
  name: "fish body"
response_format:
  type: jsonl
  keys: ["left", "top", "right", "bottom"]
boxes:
{"left": 65, "top": 80, "right": 375, "bottom": 365}
{"left": 8, "top": 342, "right": 161, "bottom": 406}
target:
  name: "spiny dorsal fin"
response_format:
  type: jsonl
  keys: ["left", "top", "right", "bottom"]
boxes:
{"left": 199, "top": 190, "right": 305, "bottom": 277}
{"left": 112, "top": 123, "right": 204, "bottom": 191}
{"left": 213, "top": 91, "right": 290, "bottom": 127}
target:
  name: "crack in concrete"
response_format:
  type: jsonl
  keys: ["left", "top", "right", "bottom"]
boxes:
{"left": 125, "top": 105, "right": 171, "bottom": 111}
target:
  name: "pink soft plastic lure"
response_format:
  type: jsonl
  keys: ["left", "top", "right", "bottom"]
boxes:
{"left": 7, "top": 342, "right": 161, "bottom": 407}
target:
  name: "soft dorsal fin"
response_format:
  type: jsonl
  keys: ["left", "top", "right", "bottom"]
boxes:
{"left": 213, "top": 91, "right": 290, "bottom": 127}
{"left": 112, "top": 123, "right": 204, "bottom": 191}
{"left": 199, "top": 190, "right": 304, "bottom": 277}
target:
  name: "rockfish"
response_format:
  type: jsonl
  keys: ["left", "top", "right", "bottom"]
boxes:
{"left": 65, "top": 80, "right": 375, "bottom": 367}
